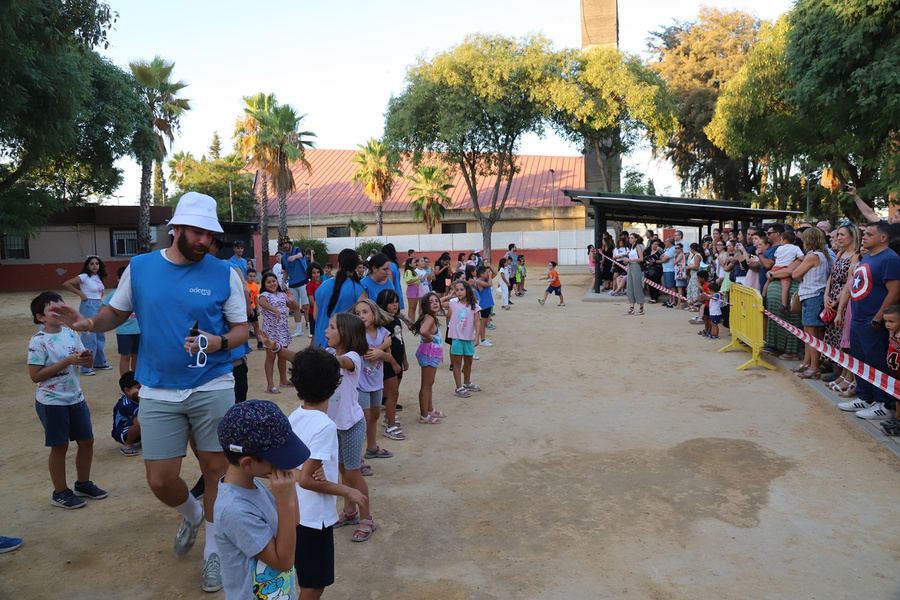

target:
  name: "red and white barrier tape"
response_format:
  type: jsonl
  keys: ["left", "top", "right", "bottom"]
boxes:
{"left": 600, "top": 254, "right": 900, "bottom": 398}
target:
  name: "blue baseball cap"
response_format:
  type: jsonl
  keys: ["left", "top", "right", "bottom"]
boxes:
{"left": 217, "top": 400, "right": 310, "bottom": 470}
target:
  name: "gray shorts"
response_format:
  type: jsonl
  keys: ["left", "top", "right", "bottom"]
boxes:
{"left": 290, "top": 284, "right": 310, "bottom": 307}
{"left": 336, "top": 417, "right": 365, "bottom": 470}
{"left": 138, "top": 389, "right": 235, "bottom": 460}
{"left": 357, "top": 389, "right": 382, "bottom": 410}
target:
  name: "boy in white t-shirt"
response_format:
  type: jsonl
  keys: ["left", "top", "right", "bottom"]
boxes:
{"left": 287, "top": 347, "right": 369, "bottom": 599}
{"left": 765, "top": 232, "right": 805, "bottom": 313}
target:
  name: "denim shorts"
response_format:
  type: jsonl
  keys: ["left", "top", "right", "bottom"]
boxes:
{"left": 663, "top": 272, "right": 676, "bottom": 288}
{"left": 357, "top": 389, "right": 382, "bottom": 410}
{"left": 801, "top": 293, "right": 826, "bottom": 327}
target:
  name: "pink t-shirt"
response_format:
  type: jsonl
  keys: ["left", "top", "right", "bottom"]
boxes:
{"left": 358, "top": 327, "right": 388, "bottom": 392}
{"left": 325, "top": 349, "right": 364, "bottom": 430}
{"left": 447, "top": 297, "right": 481, "bottom": 341}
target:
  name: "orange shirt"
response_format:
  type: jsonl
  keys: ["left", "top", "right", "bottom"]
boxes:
{"left": 548, "top": 269, "right": 561, "bottom": 287}
{"left": 247, "top": 282, "right": 259, "bottom": 309}
{"left": 701, "top": 281, "right": 711, "bottom": 306}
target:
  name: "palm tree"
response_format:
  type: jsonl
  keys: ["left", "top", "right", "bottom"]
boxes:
{"left": 408, "top": 164, "right": 454, "bottom": 234}
{"left": 346, "top": 218, "right": 368, "bottom": 237}
{"left": 235, "top": 93, "right": 276, "bottom": 263}
{"left": 130, "top": 56, "right": 190, "bottom": 253}
{"left": 351, "top": 138, "right": 401, "bottom": 236}
{"left": 167, "top": 150, "right": 195, "bottom": 185}
{"left": 255, "top": 104, "right": 315, "bottom": 240}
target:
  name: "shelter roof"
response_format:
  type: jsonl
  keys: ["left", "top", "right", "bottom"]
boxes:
{"left": 259, "top": 149, "right": 584, "bottom": 216}
{"left": 563, "top": 190, "right": 803, "bottom": 226}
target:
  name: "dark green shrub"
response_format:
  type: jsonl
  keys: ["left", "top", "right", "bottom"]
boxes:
{"left": 291, "top": 237, "right": 329, "bottom": 266}
{"left": 355, "top": 238, "right": 385, "bottom": 259}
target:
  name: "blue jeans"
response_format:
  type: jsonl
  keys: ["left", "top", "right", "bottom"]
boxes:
{"left": 849, "top": 321, "right": 894, "bottom": 408}
{"left": 79, "top": 299, "right": 108, "bottom": 371}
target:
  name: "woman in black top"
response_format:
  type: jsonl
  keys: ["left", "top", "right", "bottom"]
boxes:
{"left": 643, "top": 238, "right": 664, "bottom": 303}
{"left": 431, "top": 252, "right": 451, "bottom": 295}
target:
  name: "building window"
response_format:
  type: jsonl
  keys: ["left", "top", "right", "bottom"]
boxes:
{"left": 111, "top": 229, "right": 138, "bottom": 256}
{"left": 326, "top": 226, "right": 350, "bottom": 238}
{"left": 1, "top": 233, "right": 28, "bottom": 259}
{"left": 441, "top": 223, "right": 467, "bottom": 234}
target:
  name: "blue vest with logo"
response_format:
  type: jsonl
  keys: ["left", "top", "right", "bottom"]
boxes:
{"left": 130, "top": 252, "right": 234, "bottom": 389}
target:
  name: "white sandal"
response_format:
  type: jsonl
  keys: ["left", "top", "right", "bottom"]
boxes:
{"left": 383, "top": 425, "right": 406, "bottom": 440}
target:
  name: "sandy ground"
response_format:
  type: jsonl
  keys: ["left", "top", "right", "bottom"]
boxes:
{"left": 1, "top": 272, "right": 899, "bottom": 600}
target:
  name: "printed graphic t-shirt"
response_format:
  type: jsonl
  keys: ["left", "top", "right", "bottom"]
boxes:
{"left": 447, "top": 298, "right": 481, "bottom": 342}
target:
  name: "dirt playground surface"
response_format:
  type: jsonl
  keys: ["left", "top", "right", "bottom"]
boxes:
{"left": 1, "top": 272, "right": 899, "bottom": 599}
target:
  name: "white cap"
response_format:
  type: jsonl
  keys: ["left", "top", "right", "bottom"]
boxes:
{"left": 474, "top": 248, "right": 482, "bottom": 253}
{"left": 168, "top": 192, "right": 223, "bottom": 233}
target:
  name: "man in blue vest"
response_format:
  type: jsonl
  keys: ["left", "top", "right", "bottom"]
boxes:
{"left": 50, "top": 192, "right": 249, "bottom": 593}
{"left": 227, "top": 240, "right": 249, "bottom": 278}
{"left": 279, "top": 235, "right": 309, "bottom": 337}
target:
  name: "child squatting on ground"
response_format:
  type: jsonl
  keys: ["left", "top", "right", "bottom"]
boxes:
{"left": 28, "top": 291, "right": 108, "bottom": 509}
{"left": 213, "top": 399, "right": 309, "bottom": 599}
{"left": 111, "top": 371, "right": 141, "bottom": 456}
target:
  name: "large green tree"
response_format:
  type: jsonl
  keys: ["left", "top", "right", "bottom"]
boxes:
{"left": 551, "top": 46, "right": 677, "bottom": 192}
{"left": 784, "top": 0, "right": 900, "bottom": 205}
{"left": 385, "top": 33, "right": 559, "bottom": 260}
{"left": 130, "top": 56, "right": 190, "bottom": 253}
{"left": 351, "top": 139, "right": 401, "bottom": 236}
{"left": 407, "top": 163, "right": 454, "bottom": 234}
{"left": 167, "top": 149, "right": 255, "bottom": 221}
{"left": 648, "top": 7, "right": 763, "bottom": 199}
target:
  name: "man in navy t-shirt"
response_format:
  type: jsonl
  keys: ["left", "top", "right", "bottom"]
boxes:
{"left": 280, "top": 236, "right": 309, "bottom": 337}
{"left": 844, "top": 221, "right": 900, "bottom": 419}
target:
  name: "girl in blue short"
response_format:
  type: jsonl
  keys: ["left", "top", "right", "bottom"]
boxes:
{"left": 62, "top": 256, "right": 111, "bottom": 374}
{"left": 411, "top": 292, "right": 447, "bottom": 424}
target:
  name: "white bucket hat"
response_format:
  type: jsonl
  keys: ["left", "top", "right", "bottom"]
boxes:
{"left": 168, "top": 192, "right": 223, "bottom": 233}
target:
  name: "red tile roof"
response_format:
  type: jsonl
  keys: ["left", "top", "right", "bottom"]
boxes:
{"left": 261, "top": 149, "right": 584, "bottom": 216}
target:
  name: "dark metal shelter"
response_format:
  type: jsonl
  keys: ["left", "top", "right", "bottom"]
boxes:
{"left": 562, "top": 189, "right": 803, "bottom": 292}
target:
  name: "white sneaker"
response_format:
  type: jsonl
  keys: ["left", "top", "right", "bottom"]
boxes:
{"left": 837, "top": 399, "right": 872, "bottom": 412}
{"left": 201, "top": 553, "right": 222, "bottom": 592}
{"left": 856, "top": 402, "right": 892, "bottom": 419}
{"left": 473, "top": 355, "right": 480, "bottom": 360}
{"left": 291, "top": 329, "right": 303, "bottom": 337}
{"left": 480, "top": 339, "right": 493, "bottom": 347}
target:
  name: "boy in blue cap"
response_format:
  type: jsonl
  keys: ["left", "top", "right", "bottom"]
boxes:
{"left": 214, "top": 399, "right": 310, "bottom": 598}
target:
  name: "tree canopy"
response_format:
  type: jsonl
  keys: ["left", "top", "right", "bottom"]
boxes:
{"left": 167, "top": 144, "right": 255, "bottom": 221}
{"left": 352, "top": 138, "right": 401, "bottom": 236}
{"left": 385, "top": 33, "right": 559, "bottom": 260}
{"left": 551, "top": 45, "right": 677, "bottom": 192}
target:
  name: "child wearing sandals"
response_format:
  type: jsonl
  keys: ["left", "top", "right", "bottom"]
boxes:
{"left": 376, "top": 290, "right": 408, "bottom": 441}
{"left": 111, "top": 371, "right": 141, "bottom": 457}
{"left": 411, "top": 292, "right": 447, "bottom": 424}
{"left": 288, "top": 347, "right": 370, "bottom": 597}
{"left": 258, "top": 272, "right": 299, "bottom": 394}
{"left": 352, "top": 299, "right": 400, "bottom": 468}
{"left": 441, "top": 281, "right": 481, "bottom": 398}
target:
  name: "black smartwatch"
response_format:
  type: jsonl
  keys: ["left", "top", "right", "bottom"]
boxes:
{"left": 220, "top": 335, "right": 229, "bottom": 350}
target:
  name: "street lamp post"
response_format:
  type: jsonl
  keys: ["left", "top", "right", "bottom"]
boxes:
{"left": 549, "top": 169, "right": 556, "bottom": 230}
{"left": 306, "top": 182, "right": 312, "bottom": 238}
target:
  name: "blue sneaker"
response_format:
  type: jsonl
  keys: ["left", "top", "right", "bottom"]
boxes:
{"left": 51, "top": 489, "right": 86, "bottom": 510}
{"left": 74, "top": 480, "right": 108, "bottom": 499}
{"left": 0, "top": 536, "right": 23, "bottom": 553}
{"left": 486, "top": 323, "right": 496, "bottom": 330}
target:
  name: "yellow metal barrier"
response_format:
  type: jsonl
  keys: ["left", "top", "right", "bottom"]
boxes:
{"left": 719, "top": 283, "right": 775, "bottom": 370}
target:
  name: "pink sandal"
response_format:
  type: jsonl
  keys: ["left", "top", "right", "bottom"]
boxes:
{"left": 419, "top": 413, "right": 443, "bottom": 424}
{"left": 429, "top": 409, "right": 447, "bottom": 419}
{"left": 333, "top": 509, "right": 359, "bottom": 529}
{"left": 351, "top": 518, "right": 376, "bottom": 542}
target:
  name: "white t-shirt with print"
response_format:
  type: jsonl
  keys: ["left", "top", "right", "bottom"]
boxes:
{"left": 78, "top": 274, "right": 104, "bottom": 300}
{"left": 27, "top": 328, "right": 85, "bottom": 405}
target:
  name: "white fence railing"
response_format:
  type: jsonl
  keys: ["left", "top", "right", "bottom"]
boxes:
{"left": 270, "top": 228, "right": 704, "bottom": 266}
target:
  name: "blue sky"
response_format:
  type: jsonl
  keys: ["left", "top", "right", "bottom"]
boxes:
{"left": 102, "top": 0, "right": 795, "bottom": 203}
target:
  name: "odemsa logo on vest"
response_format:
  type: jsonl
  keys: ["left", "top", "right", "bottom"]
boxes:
{"left": 189, "top": 287, "right": 212, "bottom": 296}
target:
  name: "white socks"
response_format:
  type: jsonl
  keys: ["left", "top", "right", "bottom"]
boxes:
{"left": 175, "top": 494, "right": 204, "bottom": 526}
{"left": 204, "top": 521, "right": 218, "bottom": 560}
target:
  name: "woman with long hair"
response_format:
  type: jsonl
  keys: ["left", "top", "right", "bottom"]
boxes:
{"left": 312, "top": 248, "right": 366, "bottom": 348}
{"left": 63, "top": 255, "right": 111, "bottom": 374}
{"left": 380, "top": 243, "right": 405, "bottom": 310}
{"left": 791, "top": 227, "right": 832, "bottom": 378}
{"left": 623, "top": 233, "right": 646, "bottom": 315}
{"left": 432, "top": 252, "right": 451, "bottom": 296}
{"left": 826, "top": 224, "right": 863, "bottom": 395}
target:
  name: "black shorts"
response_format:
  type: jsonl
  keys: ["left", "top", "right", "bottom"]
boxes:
{"left": 480, "top": 307, "right": 491, "bottom": 319}
{"left": 383, "top": 362, "right": 403, "bottom": 381}
{"left": 295, "top": 524, "right": 334, "bottom": 589}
